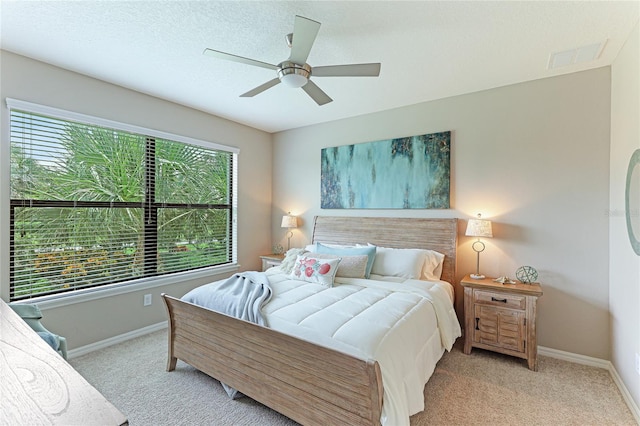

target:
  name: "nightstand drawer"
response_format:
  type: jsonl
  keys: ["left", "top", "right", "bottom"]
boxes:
{"left": 474, "top": 290, "right": 526, "bottom": 310}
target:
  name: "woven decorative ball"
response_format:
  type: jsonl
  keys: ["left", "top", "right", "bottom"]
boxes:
{"left": 516, "top": 266, "right": 538, "bottom": 284}
{"left": 272, "top": 243, "right": 284, "bottom": 255}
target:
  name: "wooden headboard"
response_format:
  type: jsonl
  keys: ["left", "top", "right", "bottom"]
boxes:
{"left": 311, "top": 216, "right": 458, "bottom": 285}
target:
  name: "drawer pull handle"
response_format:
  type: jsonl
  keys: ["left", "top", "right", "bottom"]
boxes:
{"left": 475, "top": 317, "right": 480, "bottom": 330}
{"left": 491, "top": 297, "right": 508, "bottom": 303}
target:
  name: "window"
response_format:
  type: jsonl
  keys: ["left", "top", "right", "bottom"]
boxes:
{"left": 8, "top": 99, "right": 238, "bottom": 301}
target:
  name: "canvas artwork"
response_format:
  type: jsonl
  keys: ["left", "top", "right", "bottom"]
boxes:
{"left": 321, "top": 131, "right": 451, "bottom": 209}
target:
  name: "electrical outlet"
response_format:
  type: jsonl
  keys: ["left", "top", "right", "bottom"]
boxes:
{"left": 636, "top": 353, "right": 640, "bottom": 376}
{"left": 143, "top": 294, "right": 152, "bottom": 306}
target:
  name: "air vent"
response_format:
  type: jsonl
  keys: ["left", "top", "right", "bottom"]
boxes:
{"left": 548, "top": 40, "right": 607, "bottom": 69}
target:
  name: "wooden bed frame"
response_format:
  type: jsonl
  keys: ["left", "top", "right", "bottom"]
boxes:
{"left": 162, "top": 216, "right": 458, "bottom": 425}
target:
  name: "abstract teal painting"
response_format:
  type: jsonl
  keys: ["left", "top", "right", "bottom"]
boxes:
{"left": 321, "top": 131, "right": 450, "bottom": 209}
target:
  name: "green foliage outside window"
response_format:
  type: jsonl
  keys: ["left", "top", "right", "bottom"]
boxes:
{"left": 10, "top": 109, "right": 235, "bottom": 300}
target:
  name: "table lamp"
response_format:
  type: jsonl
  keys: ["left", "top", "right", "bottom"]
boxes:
{"left": 465, "top": 213, "right": 493, "bottom": 279}
{"left": 281, "top": 212, "right": 298, "bottom": 251}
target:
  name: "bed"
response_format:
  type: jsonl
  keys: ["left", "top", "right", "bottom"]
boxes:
{"left": 162, "top": 216, "right": 460, "bottom": 425}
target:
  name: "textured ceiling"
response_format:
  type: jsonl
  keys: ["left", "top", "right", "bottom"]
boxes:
{"left": 1, "top": 1, "right": 638, "bottom": 133}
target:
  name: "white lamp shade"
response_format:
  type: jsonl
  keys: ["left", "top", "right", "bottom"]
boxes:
{"left": 281, "top": 214, "right": 298, "bottom": 229}
{"left": 465, "top": 217, "right": 493, "bottom": 238}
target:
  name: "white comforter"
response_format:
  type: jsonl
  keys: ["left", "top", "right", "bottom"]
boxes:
{"left": 262, "top": 268, "right": 461, "bottom": 426}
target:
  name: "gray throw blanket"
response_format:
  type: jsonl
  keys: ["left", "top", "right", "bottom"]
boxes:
{"left": 181, "top": 271, "right": 273, "bottom": 398}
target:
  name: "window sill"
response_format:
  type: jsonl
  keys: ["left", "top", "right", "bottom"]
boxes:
{"left": 18, "top": 263, "right": 240, "bottom": 310}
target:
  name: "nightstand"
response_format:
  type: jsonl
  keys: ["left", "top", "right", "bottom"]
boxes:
{"left": 260, "top": 254, "right": 285, "bottom": 272}
{"left": 461, "top": 274, "right": 543, "bottom": 371}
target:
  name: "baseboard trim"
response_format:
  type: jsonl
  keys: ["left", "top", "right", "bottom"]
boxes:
{"left": 68, "top": 321, "right": 167, "bottom": 359}
{"left": 538, "top": 345, "right": 610, "bottom": 369}
{"left": 609, "top": 361, "right": 640, "bottom": 424}
{"left": 539, "top": 345, "right": 640, "bottom": 423}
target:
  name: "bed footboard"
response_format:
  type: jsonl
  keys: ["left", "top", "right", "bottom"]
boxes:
{"left": 162, "top": 294, "right": 383, "bottom": 426}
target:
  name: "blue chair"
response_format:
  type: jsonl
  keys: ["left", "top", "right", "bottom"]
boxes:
{"left": 9, "top": 303, "right": 68, "bottom": 360}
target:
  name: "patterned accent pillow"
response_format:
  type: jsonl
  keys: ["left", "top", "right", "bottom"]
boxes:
{"left": 307, "top": 253, "right": 368, "bottom": 279}
{"left": 290, "top": 255, "right": 341, "bottom": 287}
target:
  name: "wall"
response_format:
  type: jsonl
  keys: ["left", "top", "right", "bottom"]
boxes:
{"left": 272, "top": 68, "right": 611, "bottom": 359}
{"left": 0, "top": 51, "right": 274, "bottom": 348}
{"left": 610, "top": 21, "right": 640, "bottom": 408}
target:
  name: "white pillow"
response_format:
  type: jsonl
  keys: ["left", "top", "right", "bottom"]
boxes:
{"left": 421, "top": 250, "right": 446, "bottom": 281}
{"left": 307, "top": 253, "right": 369, "bottom": 279}
{"left": 370, "top": 247, "right": 427, "bottom": 279}
{"left": 365, "top": 244, "right": 445, "bottom": 281}
{"left": 290, "top": 255, "right": 341, "bottom": 287}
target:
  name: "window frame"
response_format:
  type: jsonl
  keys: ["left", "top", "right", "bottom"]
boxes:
{"left": 5, "top": 98, "right": 239, "bottom": 305}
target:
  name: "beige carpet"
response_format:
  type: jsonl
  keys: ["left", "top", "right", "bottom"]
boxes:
{"left": 70, "top": 330, "right": 637, "bottom": 425}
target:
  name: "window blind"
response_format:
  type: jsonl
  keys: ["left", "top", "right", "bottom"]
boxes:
{"left": 9, "top": 106, "right": 235, "bottom": 301}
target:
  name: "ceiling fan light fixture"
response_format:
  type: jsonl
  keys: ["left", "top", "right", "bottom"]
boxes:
{"left": 278, "top": 61, "right": 311, "bottom": 88}
{"left": 281, "top": 73, "right": 308, "bottom": 88}
{"left": 203, "top": 16, "right": 380, "bottom": 105}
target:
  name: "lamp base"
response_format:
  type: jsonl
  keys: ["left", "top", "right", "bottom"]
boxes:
{"left": 286, "top": 230, "right": 293, "bottom": 251}
{"left": 470, "top": 273, "right": 485, "bottom": 280}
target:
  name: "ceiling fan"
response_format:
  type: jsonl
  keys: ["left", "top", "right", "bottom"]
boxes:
{"left": 203, "top": 15, "right": 381, "bottom": 106}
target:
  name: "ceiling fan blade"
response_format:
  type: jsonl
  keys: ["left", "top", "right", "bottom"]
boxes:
{"left": 203, "top": 48, "right": 277, "bottom": 71}
{"left": 240, "top": 78, "right": 281, "bottom": 97}
{"left": 301, "top": 80, "right": 332, "bottom": 106}
{"left": 312, "top": 63, "right": 381, "bottom": 77}
{"left": 288, "top": 16, "right": 321, "bottom": 65}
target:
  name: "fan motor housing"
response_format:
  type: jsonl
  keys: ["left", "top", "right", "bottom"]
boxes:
{"left": 277, "top": 61, "right": 311, "bottom": 87}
